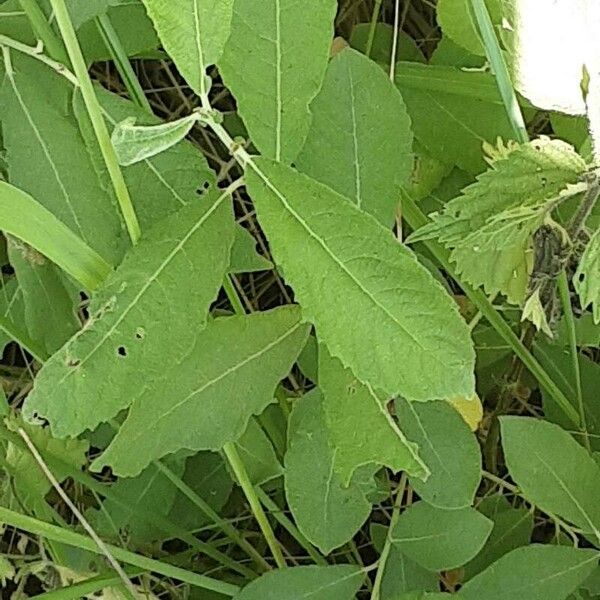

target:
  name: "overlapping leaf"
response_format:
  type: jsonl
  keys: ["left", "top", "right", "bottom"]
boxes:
{"left": 23, "top": 189, "right": 234, "bottom": 438}
{"left": 95, "top": 307, "right": 309, "bottom": 476}
{"left": 576, "top": 227, "right": 600, "bottom": 323}
{"left": 219, "top": 0, "right": 336, "bottom": 162}
{"left": 246, "top": 159, "right": 475, "bottom": 401}
{"left": 409, "top": 138, "right": 587, "bottom": 304}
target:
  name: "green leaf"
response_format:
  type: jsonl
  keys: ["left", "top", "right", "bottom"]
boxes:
{"left": 576, "top": 228, "right": 600, "bottom": 323}
{"left": 233, "top": 565, "right": 364, "bottom": 600}
{"left": 319, "top": 347, "right": 427, "bottom": 486}
{"left": 66, "top": 0, "right": 116, "bottom": 28}
{"left": 296, "top": 47, "right": 413, "bottom": 227}
{"left": 395, "top": 62, "right": 518, "bottom": 174}
{"left": 234, "top": 418, "right": 283, "bottom": 486}
{"left": 395, "top": 398, "right": 481, "bottom": 509}
{"left": 285, "top": 389, "right": 374, "bottom": 554}
{"left": 140, "top": 0, "right": 234, "bottom": 98}
{"left": 89, "top": 85, "right": 216, "bottom": 231}
{"left": 0, "top": 181, "right": 112, "bottom": 291}
{"left": 436, "top": 0, "right": 502, "bottom": 56}
{"left": 408, "top": 138, "right": 587, "bottom": 304}
{"left": 350, "top": 23, "right": 426, "bottom": 65}
{"left": 95, "top": 306, "right": 309, "bottom": 476}
{"left": 501, "top": 417, "right": 600, "bottom": 539}
{"left": 7, "top": 238, "right": 79, "bottom": 355}
{"left": 23, "top": 189, "right": 234, "bottom": 439}
{"left": 1, "top": 53, "right": 127, "bottom": 264}
{"left": 391, "top": 502, "right": 493, "bottom": 571}
{"left": 229, "top": 224, "right": 273, "bottom": 274}
{"left": 111, "top": 113, "right": 200, "bottom": 166}
{"left": 219, "top": 0, "right": 336, "bottom": 162}
{"left": 459, "top": 545, "right": 598, "bottom": 600}
{"left": 464, "top": 495, "right": 533, "bottom": 578}
{"left": 246, "top": 159, "right": 475, "bottom": 401}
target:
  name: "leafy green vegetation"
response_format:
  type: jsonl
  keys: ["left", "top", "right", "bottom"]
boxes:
{"left": 1, "top": 0, "right": 600, "bottom": 598}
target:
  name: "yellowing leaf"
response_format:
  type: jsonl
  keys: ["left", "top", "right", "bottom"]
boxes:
{"left": 448, "top": 394, "right": 483, "bottom": 432}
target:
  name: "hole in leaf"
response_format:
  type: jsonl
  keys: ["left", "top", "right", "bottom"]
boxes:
{"left": 117, "top": 346, "right": 127, "bottom": 357}
{"left": 579, "top": 272, "right": 586, "bottom": 283}
{"left": 135, "top": 327, "right": 145, "bottom": 340}
{"left": 66, "top": 358, "right": 81, "bottom": 368}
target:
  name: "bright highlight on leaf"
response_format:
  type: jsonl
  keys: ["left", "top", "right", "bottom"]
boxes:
{"left": 448, "top": 394, "right": 484, "bottom": 431}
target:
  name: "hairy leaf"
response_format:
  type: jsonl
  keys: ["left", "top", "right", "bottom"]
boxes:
{"left": 296, "top": 47, "right": 413, "bottom": 227}
{"left": 23, "top": 190, "right": 234, "bottom": 438}
{"left": 140, "top": 0, "right": 234, "bottom": 98}
{"left": 95, "top": 307, "right": 309, "bottom": 476}
{"left": 219, "top": 0, "right": 336, "bottom": 162}
{"left": 408, "top": 138, "right": 586, "bottom": 304}
{"left": 246, "top": 159, "right": 475, "bottom": 401}
{"left": 319, "top": 348, "right": 427, "bottom": 486}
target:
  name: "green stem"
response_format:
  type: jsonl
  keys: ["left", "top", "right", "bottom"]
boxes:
{"left": 0, "top": 506, "right": 240, "bottom": 596}
{"left": 256, "top": 488, "right": 327, "bottom": 566}
{"left": 470, "top": 0, "right": 528, "bottom": 144}
{"left": 18, "top": 0, "right": 67, "bottom": 63}
{"left": 223, "top": 274, "right": 247, "bottom": 315}
{"left": 370, "top": 474, "right": 407, "bottom": 600}
{"left": 365, "top": 0, "right": 384, "bottom": 57}
{"left": 223, "top": 443, "right": 287, "bottom": 568}
{"left": 401, "top": 192, "right": 581, "bottom": 426}
{"left": 49, "top": 0, "right": 141, "bottom": 244}
{"left": 557, "top": 270, "right": 589, "bottom": 450}
{"left": 95, "top": 14, "right": 151, "bottom": 112}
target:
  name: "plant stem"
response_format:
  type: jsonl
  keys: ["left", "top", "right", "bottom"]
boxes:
{"left": 223, "top": 442, "right": 287, "bottom": 568}
{"left": 401, "top": 191, "right": 581, "bottom": 426}
{"left": 366, "top": 0, "right": 384, "bottom": 57}
{"left": 557, "top": 270, "right": 590, "bottom": 450}
{"left": 568, "top": 168, "right": 600, "bottom": 240}
{"left": 370, "top": 474, "right": 407, "bottom": 600}
{"left": 49, "top": 0, "right": 141, "bottom": 244}
{"left": 95, "top": 14, "right": 151, "bottom": 112}
{"left": 470, "top": 0, "right": 528, "bottom": 144}
{"left": 18, "top": 0, "right": 67, "bottom": 63}
{"left": 0, "top": 506, "right": 240, "bottom": 596}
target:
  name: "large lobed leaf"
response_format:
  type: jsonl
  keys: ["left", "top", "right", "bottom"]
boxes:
{"left": 23, "top": 189, "right": 234, "bottom": 438}
{"left": 246, "top": 158, "right": 475, "bottom": 401}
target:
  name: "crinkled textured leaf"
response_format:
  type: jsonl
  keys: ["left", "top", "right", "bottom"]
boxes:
{"left": 246, "top": 159, "right": 475, "bottom": 401}
{"left": 233, "top": 565, "right": 364, "bottom": 600}
{"left": 437, "top": 0, "right": 502, "bottom": 56}
{"left": 459, "top": 545, "right": 598, "bottom": 600}
{"left": 234, "top": 419, "right": 283, "bottom": 486}
{"left": 141, "top": 0, "right": 234, "bottom": 97}
{"left": 23, "top": 190, "right": 234, "bottom": 438}
{"left": 409, "top": 139, "right": 586, "bottom": 304}
{"left": 285, "top": 390, "right": 374, "bottom": 554}
{"left": 391, "top": 502, "right": 492, "bottom": 571}
{"left": 219, "top": 0, "right": 336, "bottom": 162}
{"left": 296, "top": 47, "right": 413, "bottom": 227}
{"left": 464, "top": 495, "right": 533, "bottom": 578}
{"left": 395, "top": 62, "right": 518, "bottom": 174}
{"left": 88, "top": 457, "right": 185, "bottom": 545}
{"left": 319, "top": 348, "right": 427, "bottom": 486}
{"left": 229, "top": 224, "right": 273, "bottom": 274}
{"left": 86, "top": 86, "right": 215, "bottom": 231}
{"left": 501, "top": 417, "right": 600, "bottom": 538}
{"left": 1, "top": 53, "right": 127, "bottom": 264}
{"left": 395, "top": 398, "right": 481, "bottom": 509}
{"left": 7, "top": 239, "right": 79, "bottom": 355}
{"left": 111, "top": 113, "right": 199, "bottom": 166}
{"left": 95, "top": 307, "right": 309, "bottom": 476}
{"left": 576, "top": 228, "right": 600, "bottom": 323}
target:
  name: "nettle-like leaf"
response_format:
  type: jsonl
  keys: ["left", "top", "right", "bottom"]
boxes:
{"left": 140, "top": 0, "right": 234, "bottom": 98}
{"left": 233, "top": 565, "right": 364, "bottom": 600}
{"left": 395, "top": 398, "right": 482, "bottom": 509}
{"left": 284, "top": 389, "right": 375, "bottom": 554}
{"left": 575, "top": 227, "right": 600, "bottom": 323}
{"left": 319, "top": 348, "right": 427, "bottom": 487}
{"left": 501, "top": 417, "right": 600, "bottom": 540}
{"left": 23, "top": 189, "right": 234, "bottom": 438}
{"left": 219, "top": 0, "right": 336, "bottom": 162}
{"left": 296, "top": 46, "right": 413, "bottom": 227}
{"left": 409, "top": 138, "right": 587, "bottom": 304}
{"left": 458, "top": 545, "right": 598, "bottom": 600}
{"left": 246, "top": 159, "right": 475, "bottom": 401}
{"left": 96, "top": 307, "right": 308, "bottom": 476}
{"left": 391, "top": 502, "right": 493, "bottom": 572}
